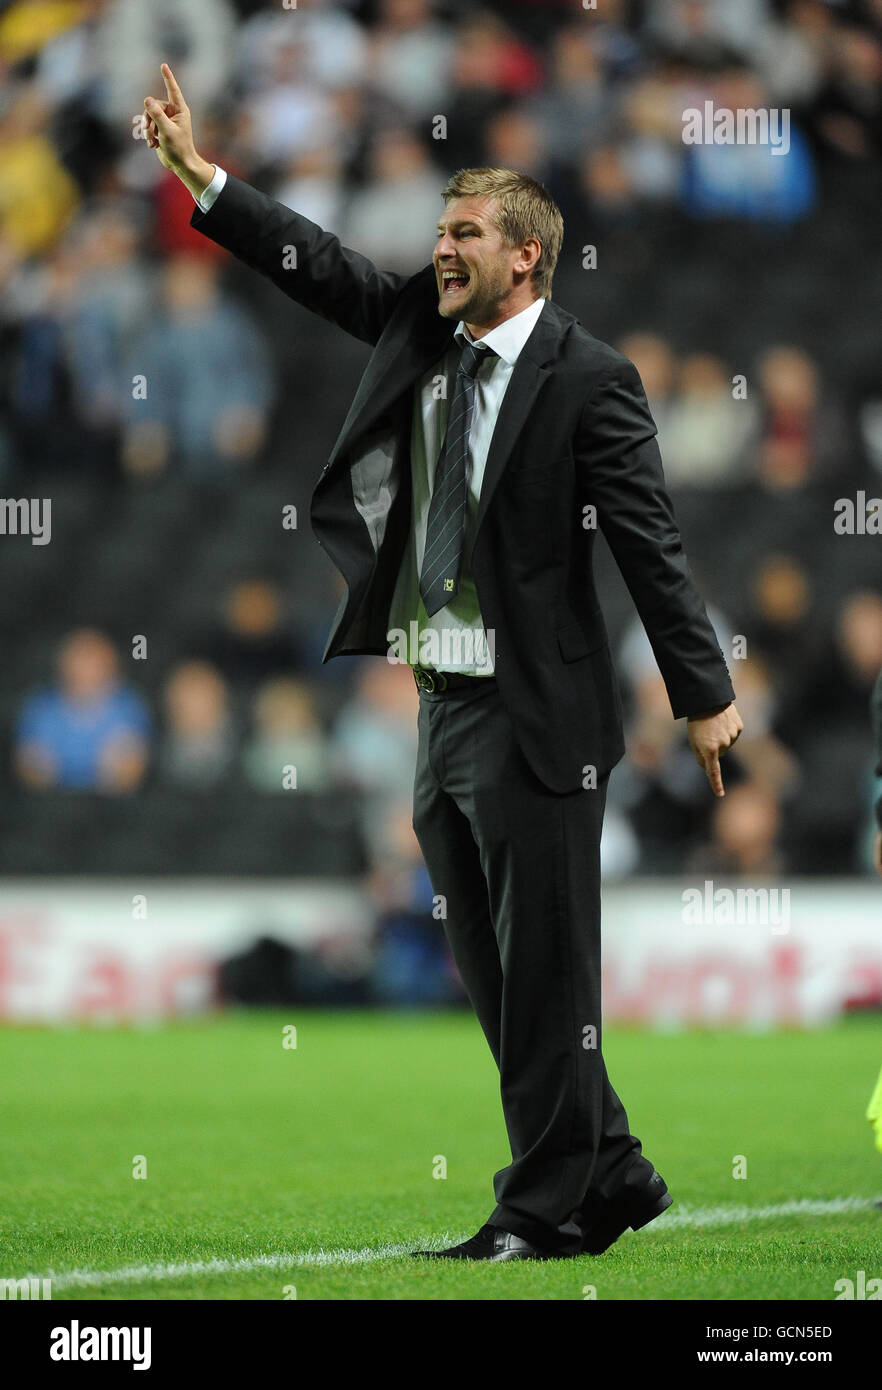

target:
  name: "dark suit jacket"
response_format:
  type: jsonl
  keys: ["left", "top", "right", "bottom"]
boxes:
{"left": 191, "top": 174, "right": 735, "bottom": 793}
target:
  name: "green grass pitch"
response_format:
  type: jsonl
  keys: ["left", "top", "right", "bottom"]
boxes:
{"left": 1, "top": 1011, "right": 879, "bottom": 1300}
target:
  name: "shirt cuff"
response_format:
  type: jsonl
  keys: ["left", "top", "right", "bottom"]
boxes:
{"left": 196, "top": 165, "right": 227, "bottom": 213}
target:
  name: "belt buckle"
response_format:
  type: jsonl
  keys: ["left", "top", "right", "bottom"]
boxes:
{"left": 414, "top": 665, "right": 447, "bottom": 693}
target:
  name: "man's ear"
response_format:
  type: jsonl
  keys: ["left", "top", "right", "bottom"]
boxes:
{"left": 513, "top": 236, "right": 542, "bottom": 279}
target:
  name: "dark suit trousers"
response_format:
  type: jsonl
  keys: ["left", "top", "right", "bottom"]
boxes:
{"left": 412, "top": 678, "right": 651, "bottom": 1254}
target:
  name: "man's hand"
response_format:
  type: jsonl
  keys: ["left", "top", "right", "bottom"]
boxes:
{"left": 144, "top": 63, "right": 215, "bottom": 201}
{"left": 686, "top": 702, "right": 743, "bottom": 798}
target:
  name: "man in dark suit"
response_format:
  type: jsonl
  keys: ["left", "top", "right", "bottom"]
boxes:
{"left": 145, "top": 64, "right": 743, "bottom": 1261}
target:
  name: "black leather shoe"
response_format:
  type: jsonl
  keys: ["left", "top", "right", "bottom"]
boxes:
{"left": 410, "top": 1223, "right": 562, "bottom": 1262}
{"left": 580, "top": 1170, "right": 673, "bottom": 1255}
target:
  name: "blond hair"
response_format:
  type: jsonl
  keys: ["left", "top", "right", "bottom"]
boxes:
{"left": 441, "top": 167, "right": 564, "bottom": 299}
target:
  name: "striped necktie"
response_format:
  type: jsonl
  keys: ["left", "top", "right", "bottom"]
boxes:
{"left": 419, "top": 338, "right": 496, "bottom": 617}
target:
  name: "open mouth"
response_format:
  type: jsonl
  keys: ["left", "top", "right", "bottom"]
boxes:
{"left": 441, "top": 269, "right": 470, "bottom": 295}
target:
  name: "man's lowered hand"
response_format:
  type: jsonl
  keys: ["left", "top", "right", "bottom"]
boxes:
{"left": 687, "top": 702, "right": 743, "bottom": 798}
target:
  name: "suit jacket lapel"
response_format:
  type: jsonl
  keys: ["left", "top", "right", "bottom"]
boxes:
{"left": 327, "top": 268, "right": 454, "bottom": 467}
{"left": 324, "top": 285, "right": 571, "bottom": 530}
{"left": 475, "top": 301, "right": 566, "bottom": 538}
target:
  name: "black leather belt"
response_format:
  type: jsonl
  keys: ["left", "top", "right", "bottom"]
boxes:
{"left": 412, "top": 664, "right": 496, "bottom": 694}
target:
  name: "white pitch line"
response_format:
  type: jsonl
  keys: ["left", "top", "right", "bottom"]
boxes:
{"left": 25, "top": 1198, "right": 880, "bottom": 1291}
{"left": 638, "top": 1195, "right": 879, "bottom": 1232}
{"left": 32, "top": 1244, "right": 423, "bottom": 1291}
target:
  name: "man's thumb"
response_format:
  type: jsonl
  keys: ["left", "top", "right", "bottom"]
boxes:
{"left": 146, "top": 99, "right": 173, "bottom": 132}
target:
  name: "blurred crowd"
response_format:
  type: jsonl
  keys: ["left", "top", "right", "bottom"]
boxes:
{"left": 14, "top": 615, "right": 418, "bottom": 800}
{"left": 2, "top": 0, "right": 882, "bottom": 896}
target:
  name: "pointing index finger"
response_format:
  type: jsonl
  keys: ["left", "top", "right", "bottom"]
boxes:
{"left": 162, "top": 61, "right": 185, "bottom": 108}
{"left": 707, "top": 754, "right": 724, "bottom": 798}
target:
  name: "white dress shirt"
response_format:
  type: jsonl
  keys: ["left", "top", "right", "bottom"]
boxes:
{"left": 191, "top": 170, "right": 546, "bottom": 674}
{"left": 387, "top": 297, "right": 546, "bottom": 674}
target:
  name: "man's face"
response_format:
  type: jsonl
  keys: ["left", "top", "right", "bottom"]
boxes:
{"left": 433, "top": 196, "right": 523, "bottom": 326}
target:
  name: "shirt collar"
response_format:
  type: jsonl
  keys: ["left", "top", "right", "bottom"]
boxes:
{"left": 453, "top": 296, "right": 546, "bottom": 367}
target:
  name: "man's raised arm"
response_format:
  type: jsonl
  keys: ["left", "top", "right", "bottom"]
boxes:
{"left": 144, "top": 63, "right": 412, "bottom": 346}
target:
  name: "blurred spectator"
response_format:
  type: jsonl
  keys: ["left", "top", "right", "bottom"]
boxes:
{"left": 443, "top": 12, "right": 544, "bottom": 168}
{"left": 686, "top": 780, "right": 786, "bottom": 877}
{"left": 196, "top": 577, "right": 307, "bottom": 694}
{"left": 755, "top": 345, "right": 848, "bottom": 488}
{"left": 744, "top": 553, "right": 822, "bottom": 726}
{"left": 662, "top": 352, "right": 758, "bottom": 485}
{"left": 238, "top": 0, "right": 367, "bottom": 95}
{"left": 32, "top": 0, "right": 123, "bottom": 195}
{"left": 341, "top": 129, "right": 441, "bottom": 272}
{"left": 616, "top": 332, "right": 677, "bottom": 444}
{"left": 858, "top": 369, "right": 882, "bottom": 478}
{"left": 34, "top": 0, "right": 114, "bottom": 108}
{"left": 122, "top": 254, "right": 273, "bottom": 480}
{"left": 332, "top": 659, "right": 418, "bottom": 798}
{"left": 755, "top": 0, "right": 829, "bottom": 106}
{"left": 577, "top": 141, "right": 639, "bottom": 228}
{"left": 453, "top": 11, "right": 543, "bottom": 97}
{"left": 97, "top": 0, "right": 235, "bottom": 127}
{"left": 366, "top": 797, "right": 463, "bottom": 1006}
{"left": 619, "top": 73, "right": 689, "bottom": 201}
{"left": 11, "top": 242, "right": 84, "bottom": 467}
{"left": 527, "top": 23, "right": 615, "bottom": 165}
{"left": 274, "top": 143, "right": 345, "bottom": 229}
{"left": 614, "top": 605, "right": 740, "bottom": 869}
{"left": 783, "top": 590, "right": 882, "bottom": 872}
{"left": 610, "top": 665, "right": 713, "bottom": 872}
{"left": 243, "top": 677, "right": 333, "bottom": 792}
{"left": 717, "top": 656, "right": 798, "bottom": 800}
{"left": 802, "top": 590, "right": 882, "bottom": 730}
{"left": 8, "top": 201, "right": 155, "bottom": 473}
{"left": 579, "top": 0, "right": 642, "bottom": 77}
{"left": 483, "top": 106, "right": 555, "bottom": 186}
{"left": 0, "top": 84, "right": 79, "bottom": 256}
{"left": 159, "top": 660, "right": 236, "bottom": 789}
{"left": 644, "top": 0, "right": 773, "bottom": 65}
{"left": 366, "top": 0, "right": 455, "bottom": 120}
{"left": 0, "top": 0, "right": 88, "bottom": 68}
{"left": 14, "top": 629, "right": 150, "bottom": 792}
{"left": 241, "top": 31, "right": 339, "bottom": 167}
{"left": 680, "top": 68, "right": 817, "bottom": 223}
{"left": 61, "top": 205, "right": 151, "bottom": 430}
{"left": 8, "top": 203, "right": 153, "bottom": 472}
{"left": 809, "top": 21, "right": 882, "bottom": 161}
